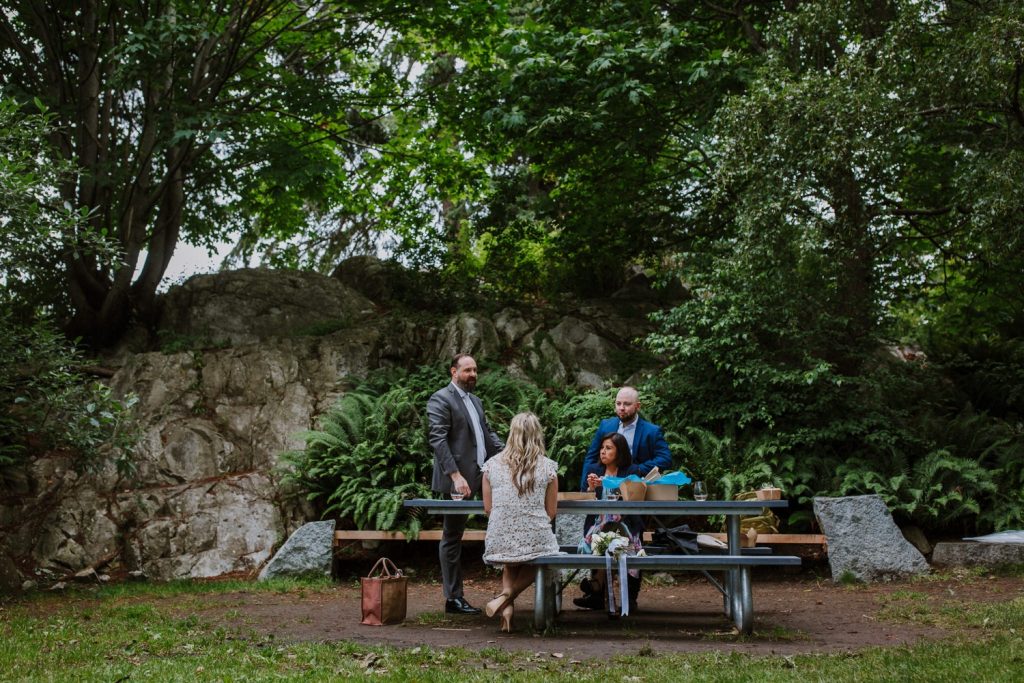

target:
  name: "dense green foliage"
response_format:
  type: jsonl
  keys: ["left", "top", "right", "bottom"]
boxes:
{"left": 285, "top": 0, "right": 1023, "bottom": 537}
{"left": 1, "top": 102, "right": 137, "bottom": 479}
{"left": 0, "top": 98, "right": 111, "bottom": 320}
{"left": 421, "top": 1, "right": 763, "bottom": 296}
{"left": 643, "top": 0, "right": 1024, "bottom": 533}
{"left": 0, "top": 313, "right": 138, "bottom": 479}
{"left": 0, "top": 1, "right": 499, "bottom": 343}
{"left": 3, "top": 1, "right": 1022, "bottom": 536}
{"left": 283, "top": 367, "right": 648, "bottom": 534}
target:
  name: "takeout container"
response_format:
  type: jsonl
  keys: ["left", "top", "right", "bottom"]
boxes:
{"left": 755, "top": 487, "right": 782, "bottom": 501}
{"left": 620, "top": 480, "right": 648, "bottom": 501}
{"left": 558, "top": 492, "right": 597, "bottom": 500}
{"left": 645, "top": 484, "right": 679, "bottom": 501}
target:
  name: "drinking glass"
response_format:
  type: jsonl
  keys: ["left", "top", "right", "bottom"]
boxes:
{"left": 450, "top": 490, "right": 465, "bottom": 501}
{"left": 693, "top": 481, "right": 708, "bottom": 501}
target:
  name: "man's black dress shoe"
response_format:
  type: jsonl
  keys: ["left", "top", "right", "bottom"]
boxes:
{"left": 445, "top": 597, "right": 482, "bottom": 615}
{"left": 572, "top": 592, "right": 605, "bottom": 610}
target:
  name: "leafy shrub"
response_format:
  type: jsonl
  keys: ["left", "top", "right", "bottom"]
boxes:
{"left": 0, "top": 313, "right": 138, "bottom": 479}
{"left": 541, "top": 387, "right": 617, "bottom": 487}
{"left": 835, "top": 450, "right": 998, "bottom": 528}
{"left": 281, "top": 363, "right": 546, "bottom": 534}
{"left": 645, "top": 241, "right": 1024, "bottom": 535}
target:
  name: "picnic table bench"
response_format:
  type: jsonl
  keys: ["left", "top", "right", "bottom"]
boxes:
{"left": 332, "top": 529, "right": 824, "bottom": 545}
{"left": 403, "top": 498, "right": 800, "bottom": 634}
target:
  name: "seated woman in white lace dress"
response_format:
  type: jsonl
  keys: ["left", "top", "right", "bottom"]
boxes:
{"left": 481, "top": 411, "right": 561, "bottom": 632}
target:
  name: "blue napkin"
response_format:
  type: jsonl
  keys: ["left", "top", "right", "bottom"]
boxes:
{"left": 653, "top": 471, "right": 692, "bottom": 485}
{"left": 600, "top": 474, "right": 643, "bottom": 490}
{"left": 602, "top": 471, "right": 692, "bottom": 489}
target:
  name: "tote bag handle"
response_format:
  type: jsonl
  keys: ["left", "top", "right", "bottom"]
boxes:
{"left": 367, "top": 557, "right": 402, "bottom": 579}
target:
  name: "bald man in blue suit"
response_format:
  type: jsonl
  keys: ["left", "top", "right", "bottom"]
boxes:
{"left": 579, "top": 386, "right": 673, "bottom": 492}
{"left": 575, "top": 386, "right": 672, "bottom": 612}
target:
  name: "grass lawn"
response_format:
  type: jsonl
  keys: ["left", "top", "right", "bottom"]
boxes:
{"left": 2, "top": 574, "right": 1022, "bottom": 682}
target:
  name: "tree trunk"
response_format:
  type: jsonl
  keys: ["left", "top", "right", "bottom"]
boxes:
{"left": 826, "top": 163, "right": 876, "bottom": 373}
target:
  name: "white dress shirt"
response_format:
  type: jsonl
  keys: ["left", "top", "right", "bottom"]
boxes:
{"left": 453, "top": 383, "right": 486, "bottom": 467}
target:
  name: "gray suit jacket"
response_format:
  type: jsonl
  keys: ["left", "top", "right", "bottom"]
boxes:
{"left": 427, "top": 383, "right": 504, "bottom": 494}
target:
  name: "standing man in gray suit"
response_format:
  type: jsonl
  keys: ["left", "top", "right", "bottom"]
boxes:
{"left": 427, "top": 353, "right": 505, "bottom": 614}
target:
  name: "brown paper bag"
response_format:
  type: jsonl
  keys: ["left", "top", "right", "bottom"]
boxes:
{"left": 360, "top": 557, "right": 407, "bottom": 625}
{"left": 645, "top": 484, "right": 679, "bottom": 500}
{"left": 620, "top": 480, "right": 648, "bottom": 501}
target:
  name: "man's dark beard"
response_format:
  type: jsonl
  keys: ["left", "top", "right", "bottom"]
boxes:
{"left": 457, "top": 378, "right": 476, "bottom": 392}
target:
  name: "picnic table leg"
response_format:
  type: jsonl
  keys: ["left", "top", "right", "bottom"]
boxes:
{"left": 725, "top": 513, "right": 741, "bottom": 620}
{"left": 534, "top": 566, "right": 547, "bottom": 630}
{"left": 733, "top": 566, "right": 753, "bottom": 634}
{"left": 544, "top": 569, "right": 558, "bottom": 626}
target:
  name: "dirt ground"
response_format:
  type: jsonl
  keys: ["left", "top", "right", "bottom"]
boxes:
{"left": 194, "top": 549, "right": 1024, "bottom": 658}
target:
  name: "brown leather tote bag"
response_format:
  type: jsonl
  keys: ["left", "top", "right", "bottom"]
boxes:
{"left": 360, "top": 557, "right": 407, "bottom": 625}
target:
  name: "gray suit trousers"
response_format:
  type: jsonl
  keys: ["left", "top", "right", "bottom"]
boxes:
{"left": 439, "top": 513, "right": 468, "bottom": 599}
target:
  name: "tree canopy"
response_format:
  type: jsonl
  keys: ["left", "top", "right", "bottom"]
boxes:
{"left": 3, "top": 0, "right": 1023, "bottom": 532}
{"left": 0, "top": 0, "right": 495, "bottom": 342}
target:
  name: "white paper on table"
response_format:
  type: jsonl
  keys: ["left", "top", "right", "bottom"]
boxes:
{"left": 696, "top": 534, "right": 728, "bottom": 549}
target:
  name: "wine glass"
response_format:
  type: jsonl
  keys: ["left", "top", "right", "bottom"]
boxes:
{"left": 693, "top": 481, "right": 708, "bottom": 501}
{"left": 450, "top": 490, "right": 465, "bottom": 501}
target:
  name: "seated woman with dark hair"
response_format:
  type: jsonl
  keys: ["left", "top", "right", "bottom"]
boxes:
{"left": 574, "top": 432, "right": 643, "bottom": 613}
{"left": 584, "top": 431, "right": 632, "bottom": 499}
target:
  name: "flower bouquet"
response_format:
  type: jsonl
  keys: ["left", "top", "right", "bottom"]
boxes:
{"left": 590, "top": 530, "right": 630, "bottom": 557}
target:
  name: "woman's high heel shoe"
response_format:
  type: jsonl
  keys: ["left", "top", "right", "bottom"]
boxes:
{"left": 500, "top": 604, "right": 514, "bottom": 633}
{"left": 485, "top": 593, "right": 511, "bottom": 618}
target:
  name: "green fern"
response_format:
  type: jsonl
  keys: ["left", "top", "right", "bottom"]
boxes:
{"left": 281, "top": 363, "right": 543, "bottom": 535}
{"left": 834, "top": 449, "right": 997, "bottom": 527}
{"left": 280, "top": 355, "right": 1024, "bottom": 538}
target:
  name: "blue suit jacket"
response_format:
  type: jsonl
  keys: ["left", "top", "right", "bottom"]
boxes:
{"left": 579, "top": 416, "right": 673, "bottom": 491}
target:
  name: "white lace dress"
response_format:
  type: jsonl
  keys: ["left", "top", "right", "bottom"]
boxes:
{"left": 482, "top": 455, "right": 562, "bottom": 564}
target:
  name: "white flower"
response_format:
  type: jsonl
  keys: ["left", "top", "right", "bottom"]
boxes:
{"left": 591, "top": 530, "right": 630, "bottom": 557}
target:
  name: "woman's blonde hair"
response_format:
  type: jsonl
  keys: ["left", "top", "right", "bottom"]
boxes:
{"left": 501, "top": 412, "right": 546, "bottom": 496}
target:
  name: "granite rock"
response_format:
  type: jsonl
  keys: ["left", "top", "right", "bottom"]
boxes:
{"left": 259, "top": 520, "right": 337, "bottom": 580}
{"left": 813, "top": 495, "right": 929, "bottom": 582}
{"left": 931, "top": 542, "right": 1024, "bottom": 568}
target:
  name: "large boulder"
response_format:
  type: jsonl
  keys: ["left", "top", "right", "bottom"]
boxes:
{"left": 510, "top": 308, "right": 657, "bottom": 388}
{"left": 259, "top": 520, "right": 337, "bottom": 580}
{"left": 120, "top": 473, "right": 285, "bottom": 580}
{"left": 434, "top": 313, "right": 502, "bottom": 363}
{"left": 158, "top": 268, "right": 376, "bottom": 346}
{"left": 547, "top": 316, "right": 619, "bottom": 389}
{"left": 331, "top": 255, "right": 406, "bottom": 302}
{"left": 2, "top": 266, "right": 671, "bottom": 582}
{"left": 813, "top": 495, "right": 929, "bottom": 582}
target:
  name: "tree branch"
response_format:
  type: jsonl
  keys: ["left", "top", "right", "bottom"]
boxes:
{"left": 1010, "top": 60, "right": 1024, "bottom": 129}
